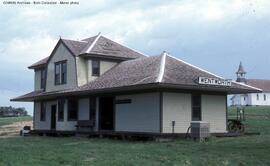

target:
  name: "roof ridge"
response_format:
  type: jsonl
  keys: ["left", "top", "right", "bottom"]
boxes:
{"left": 86, "top": 33, "right": 101, "bottom": 53}
{"left": 156, "top": 52, "right": 167, "bottom": 83}
{"left": 100, "top": 35, "right": 149, "bottom": 57}
{"left": 232, "top": 81, "right": 262, "bottom": 91}
{"left": 167, "top": 54, "right": 224, "bottom": 79}
{"left": 61, "top": 38, "right": 88, "bottom": 43}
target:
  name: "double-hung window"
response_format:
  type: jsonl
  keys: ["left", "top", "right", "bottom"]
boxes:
{"left": 92, "top": 60, "right": 100, "bottom": 76}
{"left": 40, "top": 69, "right": 46, "bottom": 89}
{"left": 68, "top": 99, "right": 78, "bottom": 121}
{"left": 55, "top": 61, "right": 67, "bottom": 85}
{"left": 192, "top": 94, "right": 201, "bottom": 121}
{"left": 58, "top": 99, "right": 65, "bottom": 121}
{"left": 40, "top": 102, "right": 46, "bottom": 121}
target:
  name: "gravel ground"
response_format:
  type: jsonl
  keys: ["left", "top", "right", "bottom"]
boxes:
{"left": 0, "top": 121, "right": 32, "bottom": 138}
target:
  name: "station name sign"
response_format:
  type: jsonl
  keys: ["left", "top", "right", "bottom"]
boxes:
{"left": 198, "top": 77, "right": 232, "bottom": 86}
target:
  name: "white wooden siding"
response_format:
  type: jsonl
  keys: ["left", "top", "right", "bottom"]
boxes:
{"left": 231, "top": 93, "right": 270, "bottom": 106}
{"left": 76, "top": 57, "right": 88, "bottom": 86}
{"left": 249, "top": 93, "right": 270, "bottom": 105}
{"left": 46, "top": 43, "right": 77, "bottom": 92}
{"left": 201, "top": 95, "right": 227, "bottom": 133}
{"left": 115, "top": 93, "right": 160, "bottom": 133}
{"left": 56, "top": 99, "right": 76, "bottom": 131}
{"left": 87, "top": 60, "right": 117, "bottom": 82}
{"left": 162, "top": 92, "right": 191, "bottom": 133}
{"left": 34, "top": 101, "right": 52, "bottom": 130}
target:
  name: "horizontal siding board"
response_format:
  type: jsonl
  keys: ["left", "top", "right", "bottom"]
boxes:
{"left": 201, "top": 95, "right": 227, "bottom": 133}
{"left": 162, "top": 92, "right": 191, "bottom": 133}
{"left": 34, "top": 101, "right": 51, "bottom": 130}
{"left": 115, "top": 93, "right": 160, "bottom": 133}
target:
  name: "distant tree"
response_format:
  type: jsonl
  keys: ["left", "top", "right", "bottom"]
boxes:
{"left": 0, "top": 106, "right": 28, "bottom": 117}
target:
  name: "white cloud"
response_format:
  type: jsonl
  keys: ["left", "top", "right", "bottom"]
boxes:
{"left": 1, "top": 33, "right": 57, "bottom": 67}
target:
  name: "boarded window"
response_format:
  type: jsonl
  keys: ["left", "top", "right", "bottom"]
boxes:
{"left": 192, "top": 94, "right": 201, "bottom": 121}
{"left": 68, "top": 99, "right": 78, "bottom": 121}
{"left": 40, "top": 69, "right": 46, "bottom": 89}
{"left": 92, "top": 60, "right": 100, "bottom": 76}
{"left": 58, "top": 99, "right": 65, "bottom": 121}
{"left": 55, "top": 61, "right": 67, "bottom": 85}
{"left": 40, "top": 102, "right": 46, "bottom": 121}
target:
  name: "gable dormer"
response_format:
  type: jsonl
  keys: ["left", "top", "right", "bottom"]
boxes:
{"left": 45, "top": 40, "right": 79, "bottom": 92}
{"left": 28, "top": 34, "right": 146, "bottom": 92}
{"left": 77, "top": 34, "right": 146, "bottom": 84}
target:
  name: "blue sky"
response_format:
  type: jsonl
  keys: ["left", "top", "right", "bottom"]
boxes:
{"left": 0, "top": 0, "right": 270, "bottom": 115}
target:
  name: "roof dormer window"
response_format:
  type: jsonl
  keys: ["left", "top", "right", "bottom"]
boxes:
{"left": 55, "top": 60, "right": 67, "bottom": 85}
{"left": 92, "top": 60, "right": 100, "bottom": 76}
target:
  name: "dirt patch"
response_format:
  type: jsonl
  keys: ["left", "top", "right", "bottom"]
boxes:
{"left": 0, "top": 121, "right": 33, "bottom": 138}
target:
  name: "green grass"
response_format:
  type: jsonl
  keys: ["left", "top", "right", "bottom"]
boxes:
{"left": 0, "top": 116, "right": 32, "bottom": 126}
{"left": 228, "top": 106, "right": 270, "bottom": 134}
{"left": 0, "top": 107, "right": 269, "bottom": 166}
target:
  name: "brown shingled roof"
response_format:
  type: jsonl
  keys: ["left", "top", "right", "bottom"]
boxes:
{"left": 28, "top": 56, "right": 49, "bottom": 69}
{"left": 80, "top": 36, "right": 147, "bottom": 59}
{"left": 12, "top": 53, "right": 262, "bottom": 101}
{"left": 28, "top": 35, "right": 146, "bottom": 69}
{"left": 246, "top": 79, "right": 270, "bottom": 92}
{"left": 61, "top": 39, "right": 88, "bottom": 56}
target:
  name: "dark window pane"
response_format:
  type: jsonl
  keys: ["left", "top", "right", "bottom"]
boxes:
{"left": 92, "top": 60, "right": 100, "bottom": 76}
{"left": 40, "top": 102, "right": 46, "bottom": 121}
{"left": 192, "top": 94, "right": 201, "bottom": 121}
{"left": 40, "top": 69, "right": 46, "bottom": 89}
{"left": 89, "top": 97, "right": 96, "bottom": 122}
{"left": 58, "top": 99, "right": 65, "bottom": 121}
{"left": 61, "top": 62, "right": 67, "bottom": 84}
{"left": 68, "top": 99, "right": 78, "bottom": 121}
{"left": 55, "top": 61, "right": 67, "bottom": 85}
{"left": 55, "top": 63, "right": 61, "bottom": 85}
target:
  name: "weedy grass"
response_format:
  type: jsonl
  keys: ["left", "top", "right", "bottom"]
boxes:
{"left": 0, "top": 116, "right": 32, "bottom": 127}
{"left": 0, "top": 107, "right": 269, "bottom": 166}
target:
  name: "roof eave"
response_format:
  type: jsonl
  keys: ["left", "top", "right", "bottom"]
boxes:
{"left": 28, "top": 64, "right": 47, "bottom": 70}
{"left": 79, "top": 53, "right": 135, "bottom": 61}
{"left": 11, "top": 82, "right": 262, "bottom": 102}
